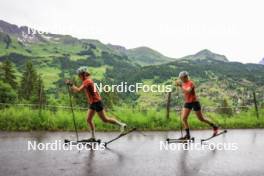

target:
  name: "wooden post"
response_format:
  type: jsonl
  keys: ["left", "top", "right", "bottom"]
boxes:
{"left": 38, "top": 85, "right": 43, "bottom": 117}
{"left": 253, "top": 91, "right": 259, "bottom": 119}
{"left": 166, "top": 92, "right": 171, "bottom": 119}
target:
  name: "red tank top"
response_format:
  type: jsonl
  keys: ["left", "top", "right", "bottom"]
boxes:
{"left": 181, "top": 80, "right": 197, "bottom": 103}
{"left": 82, "top": 79, "right": 101, "bottom": 104}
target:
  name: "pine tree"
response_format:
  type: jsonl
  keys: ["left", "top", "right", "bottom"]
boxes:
{"left": 4, "top": 34, "right": 11, "bottom": 49}
{"left": 1, "top": 60, "right": 17, "bottom": 89}
{"left": 31, "top": 74, "right": 46, "bottom": 106}
{"left": 19, "top": 60, "right": 38, "bottom": 100}
{"left": 0, "top": 80, "right": 16, "bottom": 103}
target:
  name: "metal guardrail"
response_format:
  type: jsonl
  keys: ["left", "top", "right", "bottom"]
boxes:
{"left": 174, "top": 105, "right": 254, "bottom": 112}
{"left": 0, "top": 103, "right": 88, "bottom": 110}
{"left": 0, "top": 103, "right": 261, "bottom": 112}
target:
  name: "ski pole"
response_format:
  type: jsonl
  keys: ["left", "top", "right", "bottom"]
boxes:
{"left": 67, "top": 85, "right": 79, "bottom": 141}
{"left": 176, "top": 86, "right": 183, "bottom": 137}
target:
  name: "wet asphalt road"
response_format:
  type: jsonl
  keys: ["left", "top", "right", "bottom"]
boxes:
{"left": 0, "top": 129, "right": 264, "bottom": 176}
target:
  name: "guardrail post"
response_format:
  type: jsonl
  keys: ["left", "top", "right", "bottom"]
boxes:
{"left": 253, "top": 91, "right": 259, "bottom": 119}
{"left": 166, "top": 92, "right": 171, "bottom": 119}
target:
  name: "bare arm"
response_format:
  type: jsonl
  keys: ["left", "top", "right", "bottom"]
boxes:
{"left": 175, "top": 80, "right": 182, "bottom": 87}
{"left": 65, "top": 79, "right": 85, "bottom": 93}
{"left": 71, "top": 84, "right": 85, "bottom": 93}
{"left": 182, "top": 86, "right": 193, "bottom": 93}
{"left": 176, "top": 79, "right": 194, "bottom": 93}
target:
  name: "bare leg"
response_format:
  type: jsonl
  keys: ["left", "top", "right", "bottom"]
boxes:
{"left": 87, "top": 109, "right": 96, "bottom": 138}
{"left": 181, "top": 108, "right": 192, "bottom": 138}
{"left": 97, "top": 110, "right": 126, "bottom": 132}
{"left": 195, "top": 110, "right": 217, "bottom": 128}
{"left": 97, "top": 110, "right": 120, "bottom": 124}
{"left": 182, "top": 108, "right": 192, "bottom": 129}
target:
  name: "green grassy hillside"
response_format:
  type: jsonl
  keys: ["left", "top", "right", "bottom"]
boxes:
{"left": 0, "top": 19, "right": 263, "bottom": 109}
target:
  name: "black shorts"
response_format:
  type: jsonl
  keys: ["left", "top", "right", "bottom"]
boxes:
{"left": 90, "top": 101, "right": 104, "bottom": 112}
{"left": 184, "top": 101, "right": 201, "bottom": 111}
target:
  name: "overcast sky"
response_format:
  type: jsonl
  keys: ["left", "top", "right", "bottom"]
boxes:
{"left": 0, "top": 0, "right": 263, "bottom": 63}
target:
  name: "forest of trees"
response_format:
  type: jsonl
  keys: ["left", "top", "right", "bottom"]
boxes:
{"left": 0, "top": 57, "right": 262, "bottom": 115}
{"left": 0, "top": 60, "right": 46, "bottom": 106}
{"left": 0, "top": 59, "right": 121, "bottom": 109}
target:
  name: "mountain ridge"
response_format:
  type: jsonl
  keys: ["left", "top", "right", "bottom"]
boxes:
{"left": 0, "top": 19, "right": 247, "bottom": 65}
{"left": 0, "top": 19, "right": 263, "bottom": 108}
{"left": 180, "top": 49, "right": 228, "bottom": 62}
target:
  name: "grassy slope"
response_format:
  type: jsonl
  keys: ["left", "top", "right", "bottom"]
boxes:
{"left": 127, "top": 47, "right": 174, "bottom": 66}
{"left": 0, "top": 37, "right": 91, "bottom": 89}
{"left": 1, "top": 31, "right": 263, "bottom": 105}
{"left": 38, "top": 67, "right": 61, "bottom": 88}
